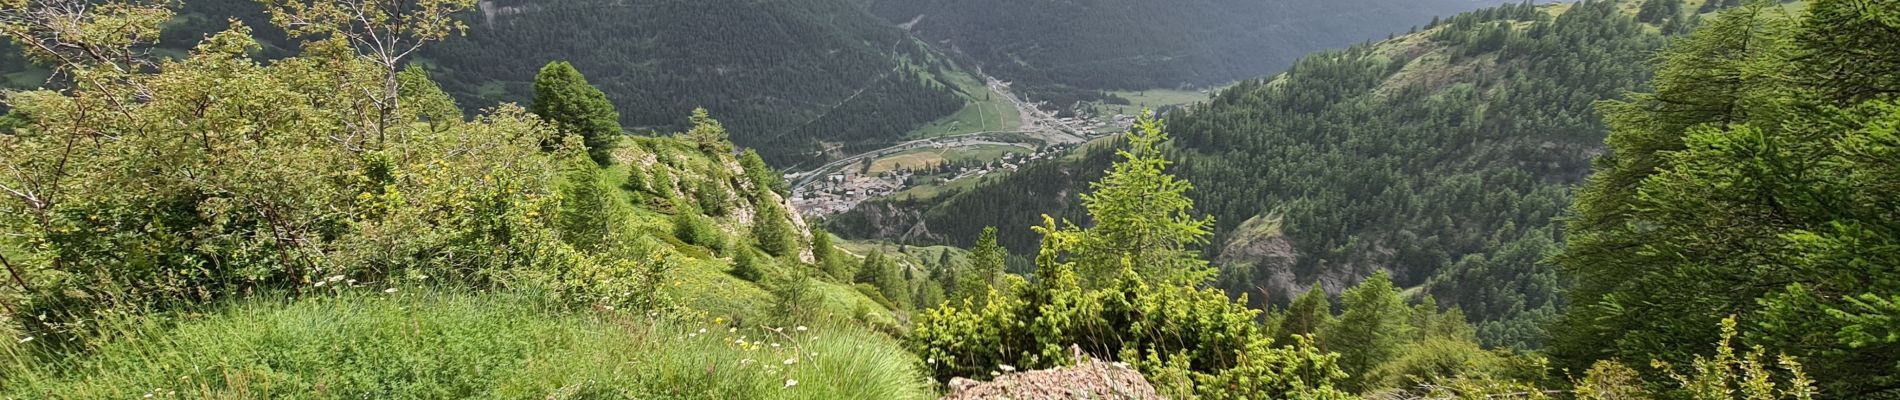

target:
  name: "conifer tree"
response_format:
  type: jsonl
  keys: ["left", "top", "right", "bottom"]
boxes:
{"left": 1323, "top": 271, "right": 1412, "bottom": 393}
{"left": 531, "top": 61, "right": 622, "bottom": 165}
{"left": 684, "top": 107, "right": 733, "bottom": 154}
{"left": 1277, "top": 287, "right": 1334, "bottom": 346}
{"left": 753, "top": 202, "right": 797, "bottom": 258}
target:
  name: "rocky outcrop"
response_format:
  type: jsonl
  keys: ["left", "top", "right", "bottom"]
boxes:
{"left": 941, "top": 347, "right": 1162, "bottom": 400}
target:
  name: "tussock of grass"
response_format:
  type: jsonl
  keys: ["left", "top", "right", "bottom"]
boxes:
{"left": 0, "top": 291, "right": 932, "bottom": 399}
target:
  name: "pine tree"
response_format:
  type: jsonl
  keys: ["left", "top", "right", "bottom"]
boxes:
{"left": 531, "top": 61, "right": 622, "bottom": 165}
{"left": 1070, "top": 111, "right": 1213, "bottom": 287}
{"left": 556, "top": 165, "right": 622, "bottom": 254}
{"left": 1277, "top": 287, "right": 1334, "bottom": 346}
{"left": 956, "top": 227, "right": 1008, "bottom": 304}
{"left": 739, "top": 149, "right": 788, "bottom": 198}
{"left": 1323, "top": 271, "right": 1413, "bottom": 393}
{"left": 731, "top": 248, "right": 765, "bottom": 282}
{"left": 684, "top": 107, "right": 732, "bottom": 154}
{"left": 753, "top": 201, "right": 797, "bottom": 257}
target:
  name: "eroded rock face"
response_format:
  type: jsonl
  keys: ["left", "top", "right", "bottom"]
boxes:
{"left": 940, "top": 348, "right": 1162, "bottom": 400}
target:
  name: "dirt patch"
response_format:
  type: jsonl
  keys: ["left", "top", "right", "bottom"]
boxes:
{"left": 941, "top": 347, "right": 1162, "bottom": 400}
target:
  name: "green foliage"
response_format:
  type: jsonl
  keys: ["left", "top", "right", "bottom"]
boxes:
{"left": 731, "top": 248, "right": 767, "bottom": 283}
{"left": 1069, "top": 112, "right": 1214, "bottom": 286}
{"left": 531, "top": 61, "right": 622, "bottom": 165}
{"left": 684, "top": 107, "right": 734, "bottom": 155}
{"left": 1321, "top": 271, "right": 1414, "bottom": 393}
{"left": 1575, "top": 360, "right": 1653, "bottom": 400}
{"left": 1653, "top": 317, "right": 1818, "bottom": 400}
{"left": 0, "top": 10, "right": 591, "bottom": 336}
{"left": 740, "top": 149, "right": 788, "bottom": 199}
{"left": 672, "top": 210, "right": 727, "bottom": 254}
{"left": 910, "top": 116, "right": 1352, "bottom": 399}
{"left": 1277, "top": 287, "right": 1334, "bottom": 345}
{"left": 753, "top": 201, "right": 798, "bottom": 258}
{"left": 556, "top": 165, "right": 625, "bottom": 254}
{"left": 1553, "top": 2, "right": 1900, "bottom": 396}
{"left": 0, "top": 291, "right": 934, "bottom": 399}
{"left": 952, "top": 227, "right": 1006, "bottom": 306}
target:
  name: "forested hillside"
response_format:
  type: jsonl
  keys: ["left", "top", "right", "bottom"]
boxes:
{"left": 425, "top": 0, "right": 969, "bottom": 165}
{"left": 0, "top": 0, "right": 970, "bottom": 165}
{"left": 835, "top": 0, "right": 1689, "bottom": 349}
{"left": 865, "top": 0, "right": 1491, "bottom": 106}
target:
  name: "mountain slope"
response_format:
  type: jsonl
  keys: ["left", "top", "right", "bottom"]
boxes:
{"left": 832, "top": 0, "right": 1684, "bottom": 348}
{"left": 865, "top": 0, "right": 1497, "bottom": 104}
{"left": 0, "top": 0, "right": 972, "bottom": 166}
{"left": 426, "top": 0, "right": 970, "bottom": 165}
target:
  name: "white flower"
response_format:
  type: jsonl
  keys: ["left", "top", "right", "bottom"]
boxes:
{"left": 771, "top": 342, "right": 781, "bottom": 348}
{"left": 783, "top": 357, "right": 798, "bottom": 365}
{"left": 795, "top": 326, "right": 808, "bottom": 331}
{"left": 782, "top": 379, "right": 798, "bottom": 389}
{"left": 728, "top": 327, "right": 737, "bottom": 333}
{"left": 927, "top": 357, "right": 936, "bottom": 364}
{"left": 688, "top": 333, "right": 698, "bottom": 338}
{"left": 698, "top": 328, "right": 708, "bottom": 334}
{"left": 384, "top": 288, "right": 398, "bottom": 294}
{"left": 735, "top": 338, "right": 747, "bottom": 345}
{"left": 1000, "top": 364, "right": 1017, "bottom": 372}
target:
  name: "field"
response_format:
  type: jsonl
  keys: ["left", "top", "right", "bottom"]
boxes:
{"left": 1091, "top": 88, "right": 1219, "bottom": 117}
{"left": 906, "top": 70, "right": 1022, "bottom": 138}
{"left": 866, "top": 144, "right": 1030, "bottom": 174}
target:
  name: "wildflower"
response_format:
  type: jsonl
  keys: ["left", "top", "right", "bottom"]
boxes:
{"left": 771, "top": 342, "right": 780, "bottom": 348}
{"left": 729, "top": 327, "right": 737, "bottom": 333}
{"left": 384, "top": 288, "right": 398, "bottom": 294}
{"left": 715, "top": 317, "right": 725, "bottom": 325}
{"left": 736, "top": 338, "right": 747, "bottom": 345}
{"left": 783, "top": 357, "right": 798, "bottom": 365}
{"left": 698, "top": 328, "right": 708, "bottom": 334}
{"left": 927, "top": 357, "right": 936, "bottom": 364}
{"left": 783, "top": 379, "right": 798, "bottom": 389}
{"left": 795, "top": 325, "right": 808, "bottom": 331}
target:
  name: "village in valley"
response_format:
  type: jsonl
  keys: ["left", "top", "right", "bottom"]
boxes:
{"left": 786, "top": 75, "right": 1217, "bottom": 217}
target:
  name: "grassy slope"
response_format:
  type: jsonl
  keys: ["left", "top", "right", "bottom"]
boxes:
{"left": 904, "top": 69, "right": 1022, "bottom": 139}
{"left": 0, "top": 136, "right": 920, "bottom": 398}
{"left": 1091, "top": 88, "right": 1220, "bottom": 117}
{"left": 0, "top": 291, "right": 930, "bottom": 399}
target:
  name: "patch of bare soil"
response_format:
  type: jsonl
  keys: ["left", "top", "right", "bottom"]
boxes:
{"left": 940, "top": 348, "right": 1163, "bottom": 400}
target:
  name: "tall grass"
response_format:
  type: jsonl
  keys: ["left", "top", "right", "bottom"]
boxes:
{"left": 0, "top": 290, "right": 932, "bottom": 399}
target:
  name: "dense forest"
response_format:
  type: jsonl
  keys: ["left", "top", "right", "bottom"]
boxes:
{"left": 424, "top": 0, "right": 970, "bottom": 165}
{"left": 865, "top": 0, "right": 1488, "bottom": 106}
{"left": 0, "top": 0, "right": 971, "bottom": 165}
